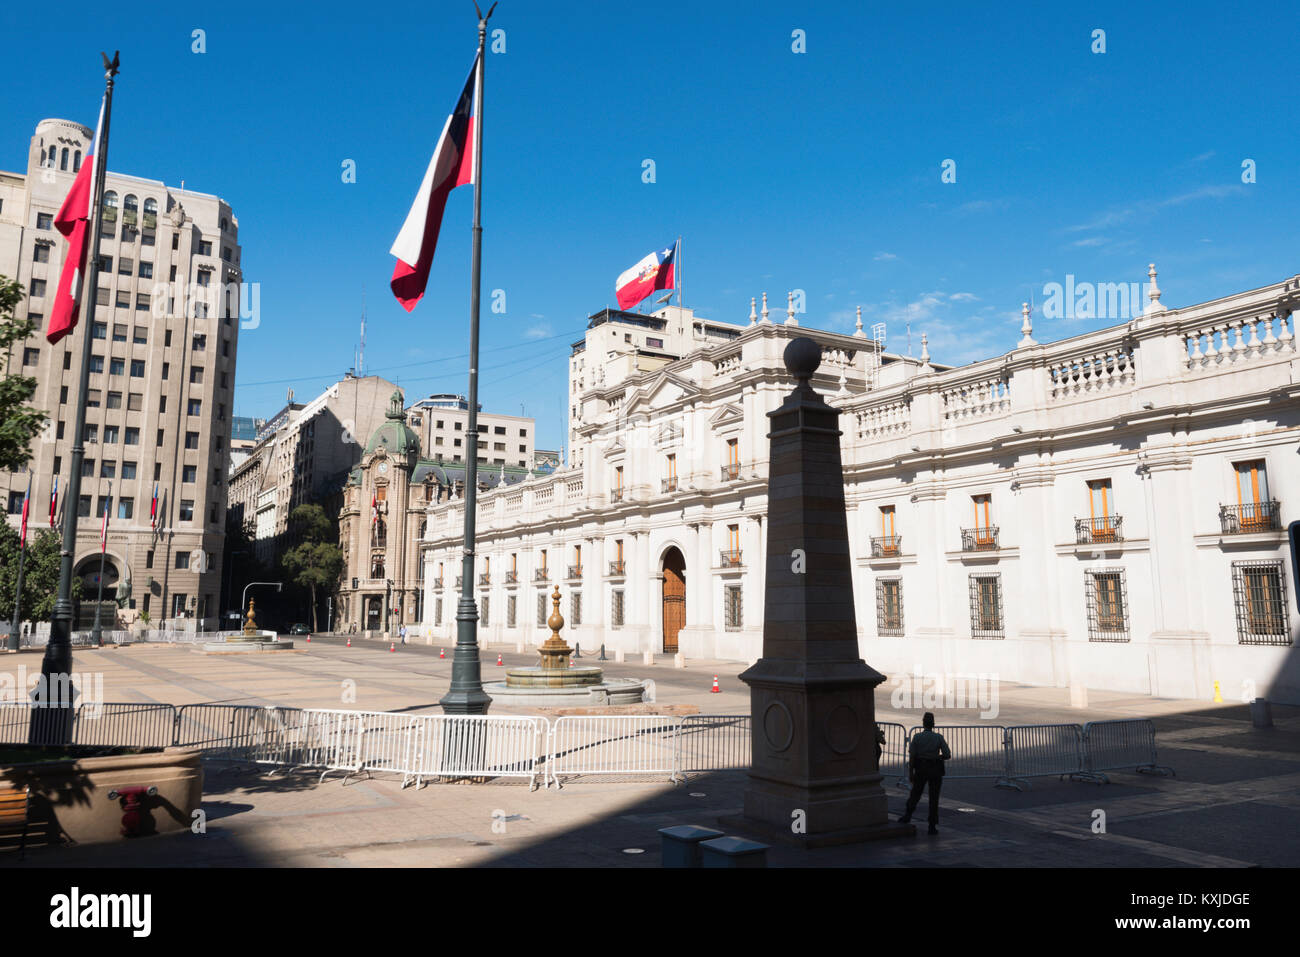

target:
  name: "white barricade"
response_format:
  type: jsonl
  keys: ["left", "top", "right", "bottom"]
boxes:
{"left": 908, "top": 725, "right": 1015, "bottom": 789}
{"left": 407, "top": 715, "right": 547, "bottom": 790}
{"left": 675, "top": 714, "right": 751, "bottom": 779}
{"left": 547, "top": 715, "right": 683, "bottom": 788}
{"left": 297, "top": 709, "right": 366, "bottom": 782}
{"left": 1004, "top": 723, "right": 1085, "bottom": 790}
{"left": 1078, "top": 719, "right": 1173, "bottom": 783}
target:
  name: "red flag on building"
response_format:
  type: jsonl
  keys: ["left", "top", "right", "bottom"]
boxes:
{"left": 389, "top": 53, "right": 479, "bottom": 312}
{"left": 48, "top": 474, "right": 58, "bottom": 528}
{"left": 615, "top": 243, "right": 677, "bottom": 311}
{"left": 371, "top": 489, "right": 378, "bottom": 527}
{"left": 100, "top": 495, "right": 110, "bottom": 553}
{"left": 18, "top": 474, "right": 32, "bottom": 546}
{"left": 46, "top": 98, "right": 104, "bottom": 345}
{"left": 150, "top": 482, "right": 159, "bottom": 529}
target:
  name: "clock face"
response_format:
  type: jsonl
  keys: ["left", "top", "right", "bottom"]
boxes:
{"left": 378, "top": 463, "right": 388, "bottom": 474}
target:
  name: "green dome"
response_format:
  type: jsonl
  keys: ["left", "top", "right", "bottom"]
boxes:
{"left": 365, "top": 390, "right": 420, "bottom": 455}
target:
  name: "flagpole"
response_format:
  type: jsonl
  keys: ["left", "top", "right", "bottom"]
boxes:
{"left": 6, "top": 472, "right": 32, "bottom": 652}
{"left": 32, "top": 52, "right": 119, "bottom": 744}
{"left": 441, "top": 3, "right": 496, "bottom": 716}
{"left": 90, "top": 480, "right": 111, "bottom": 647}
{"left": 677, "top": 235, "right": 683, "bottom": 309}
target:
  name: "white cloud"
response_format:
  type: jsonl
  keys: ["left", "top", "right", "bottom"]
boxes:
{"left": 873, "top": 252, "right": 897, "bottom": 261}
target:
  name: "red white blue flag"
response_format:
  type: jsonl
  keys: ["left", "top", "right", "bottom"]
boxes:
{"left": 18, "top": 474, "right": 31, "bottom": 546}
{"left": 46, "top": 97, "right": 104, "bottom": 344}
{"left": 150, "top": 482, "right": 159, "bottom": 529}
{"left": 100, "top": 495, "right": 110, "bottom": 553}
{"left": 615, "top": 243, "right": 676, "bottom": 311}
{"left": 48, "top": 474, "right": 58, "bottom": 528}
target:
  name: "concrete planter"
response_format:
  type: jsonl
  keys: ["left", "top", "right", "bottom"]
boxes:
{"left": 1, "top": 747, "right": 203, "bottom": 846}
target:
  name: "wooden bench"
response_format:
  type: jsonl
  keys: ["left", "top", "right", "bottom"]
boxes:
{"left": 0, "top": 785, "right": 31, "bottom": 859}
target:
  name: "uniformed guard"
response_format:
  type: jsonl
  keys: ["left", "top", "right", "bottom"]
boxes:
{"left": 900, "top": 711, "right": 951, "bottom": 834}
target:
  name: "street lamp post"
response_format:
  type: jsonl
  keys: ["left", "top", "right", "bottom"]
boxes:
{"left": 241, "top": 581, "right": 281, "bottom": 632}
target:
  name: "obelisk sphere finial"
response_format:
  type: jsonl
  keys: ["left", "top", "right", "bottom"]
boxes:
{"left": 784, "top": 337, "right": 822, "bottom": 381}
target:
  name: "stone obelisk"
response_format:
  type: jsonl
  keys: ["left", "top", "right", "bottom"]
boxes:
{"left": 729, "top": 337, "right": 913, "bottom": 846}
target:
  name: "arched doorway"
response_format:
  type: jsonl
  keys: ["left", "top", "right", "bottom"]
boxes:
{"left": 74, "top": 554, "right": 121, "bottom": 629}
{"left": 662, "top": 547, "right": 686, "bottom": 653}
{"left": 365, "top": 596, "right": 382, "bottom": 632}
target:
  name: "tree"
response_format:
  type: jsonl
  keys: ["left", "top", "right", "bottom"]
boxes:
{"left": 280, "top": 504, "right": 343, "bottom": 633}
{"left": 0, "top": 276, "right": 47, "bottom": 471}
{"left": 0, "top": 525, "right": 82, "bottom": 624}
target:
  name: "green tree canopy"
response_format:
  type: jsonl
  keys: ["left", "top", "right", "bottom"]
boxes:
{"left": 0, "top": 525, "right": 82, "bottom": 625}
{"left": 281, "top": 504, "right": 343, "bottom": 632}
{"left": 0, "top": 276, "right": 47, "bottom": 472}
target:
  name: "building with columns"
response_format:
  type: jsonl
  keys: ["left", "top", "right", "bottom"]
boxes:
{"left": 418, "top": 274, "right": 1300, "bottom": 705}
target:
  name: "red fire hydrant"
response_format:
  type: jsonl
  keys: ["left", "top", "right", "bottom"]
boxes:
{"left": 108, "top": 786, "right": 157, "bottom": 837}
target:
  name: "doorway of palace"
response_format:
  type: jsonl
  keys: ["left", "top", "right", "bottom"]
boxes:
{"left": 365, "top": 596, "right": 382, "bottom": 631}
{"left": 662, "top": 547, "right": 686, "bottom": 653}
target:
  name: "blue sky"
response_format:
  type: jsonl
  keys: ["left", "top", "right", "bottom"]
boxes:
{"left": 4, "top": 1, "right": 1297, "bottom": 452}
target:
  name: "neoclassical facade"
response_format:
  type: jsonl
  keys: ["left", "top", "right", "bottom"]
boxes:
{"left": 418, "top": 277, "right": 1300, "bottom": 704}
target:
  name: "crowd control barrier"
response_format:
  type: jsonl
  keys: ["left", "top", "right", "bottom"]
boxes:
{"left": 1076, "top": 719, "right": 1173, "bottom": 784}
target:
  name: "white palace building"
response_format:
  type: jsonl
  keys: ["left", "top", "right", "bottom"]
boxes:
{"left": 418, "top": 271, "right": 1300, "bottom": 705}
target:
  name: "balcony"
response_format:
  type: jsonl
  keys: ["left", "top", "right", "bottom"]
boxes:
{"left": 478, "top": 573, "right": 491, "bottom": 586}
{"left": 719, "top": 549, "right": 743, "bottom": 568}
{"left": 101, "top": 206, "right": 117, "bottom": 223}
{"left": 455, "top": 575, "right": 464, "bottom": 589}
{"left": 870, "top": 535, "right": 903, "bottom": 558}
{"left": 432, "top": 577, "right": 443, "bottom": 589}
{"left": 661, "top": 477, "right": 679, "bottom": 493}
{"left": 567, "top": 564, "right": 583, "bottom": 580}
{"left": 961, "top": 527, "right": 1000, "bottom": 552}
{"left": 610, "top": 488, "right": 624, "bottom": 503}
{"left": 122, "top": 209, "right": 137, "bottom": 227}
{"left": 505, "top": 571, "right": 518, "bottom": 584}
{"left": 720, "top": 463, "right": 742, "bottom": 481}
{"left": 1075, "top": 515, "right": 1124, "bottom": 545}
{"left": 1219, "top": 501, "right": 1281, "bottom": 534}
{"left": 534, "top": 569, "right": 550, "bottom": 582}
{"left": 608, "top": 560, "right": 626, "bottom": 577}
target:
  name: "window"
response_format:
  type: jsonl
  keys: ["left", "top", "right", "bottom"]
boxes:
{"left": 724, "top": 584, "right": 743, "bottom": 630}
{"left": 128, "top": 393, "right": 142, "bottom": 411}
{"left": 1086, "top": 569, "right": 1129, "bottom": 641}
{"left": 100, "top": 461, "right": 116, "bottom": 478}
{"left": 647, "top": 337, "right": 663, "bottom": 348}
{"left": 434, "top": 597, "right": 443, "bottom": 625}
{"left": 192, "top": 334, "right": 206, "bottom": 351}
{"left": 60, "top": 386, "right": 68, "bottom": 404}
{"left": 182, "top": 465, "right": 196, "bottom": 483}
{"left": 117, "top": 498, "right": 134, "bottom": 519}
{"left": 876, "top": 578, "right": 904, "bottom": 636}
{"left": 611, "top": 590, "right": 625, "bottom": 628}
{"left": 23, "top": 347, "right": 39, "bottom": 366}
{"left": 108, "top": 358, "right": 124, "bottom": 376}
{"left": 133, "top": 326, "right": 147, "bottom": 344}
{"left": 77, "top": 496, "right": 91, "bottom": 518}
{"left": 122, "top": 461, "right": 137, "bottom": 480}
{"left": 92, "top": 321, "right": 107, "bottom": 340}
{"left": 507, "top": 594, "right": 517, "bottom": 628}
{"left": 172, "top": 595, "right": 188, "bottom": 617}
{"left": 29, "top": 278, "right": 46, "bottom": 298}
{"left": 106, "top": 391, "right": 122, "bottom": 409}
{"left": 83, "top": 424, "right": 98, "bottom": 443}
{"left": 115, "top": 290, "right": 130, "bottom": 308}
{"left": 124, "top": 427, "right": 139, "bottom": 446}
{"left": 36, "top": 212, "right": 53, "bottom": 230}
{"left": 118, "top": 257, "right": 133, "bottom": 276}
{"left": 179, "top": 499, "right": 194, "bottom": 522}
{"left": 1230, "top": 460, "right": 1275, "bottom": 532}
{"left": 135, "top": 293, "right": 150, "bottom": 311}
{"left": 187, "top": 399, "right": 202, "bottom": 416}
{"left": 103, "top": 425, "right": 119, "bottom": 445}
{"left": 112, "top": 323, "right": 127, "bottom": 342}
{"left": 138, "top": 261, "right": 152, "bottom": 279}
{"left": 33, "top": 244, "right": 50, "bottom": 264}
{"left": 190, "top": 367, "right": 204, "bottom": 384}
{"left": 7, "top": 491, "right": 25, "bottom": 514}
{"left": 537, "top": 592, "right": 548, "bottom": 626}
{"left": 95, "top": 289, "right": 110, "bottom": 308}
{"left": 145, "top": 549, "right": 154, "bottom": 569}
{"left": 570, "top": 591, "right": 582, "bottom": 626}
{"left": 1231, "top": 561, "right": 1290, "bottom": 645}
{"left": 968, "top": 573, "right": 1004, "bottom": 639}
{"left": 162, "top": 362, "right": 169, "bottom": 379}
{"left": 130, "top": 359, "right": 145, "bottom": 377}
{"left": 81, "top": 459, "right": 95, "bottom": 478}
{"left": 157, "top": 429, "right": 165, "bottom": 447}
{"left": 964, "top": 494, "right": 997, "bottom": 550}
{"left": 198, "top": 240, "right": 212, "bottom": 256}
{"left": 481, "top": 597, "right": 490, "bottom": 627}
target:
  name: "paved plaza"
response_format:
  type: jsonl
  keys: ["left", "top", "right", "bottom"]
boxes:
{"left": 4, "top": 637, "right": 1299, "bottom": 867}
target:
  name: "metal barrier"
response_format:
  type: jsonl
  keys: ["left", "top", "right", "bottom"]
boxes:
{"left": 296, "top": 709, "right": 366, "bottom": 782}
{"left": 1004, "top": 723, "right": 1085, "bottom": 790}
{"left": 407, "top": 715, "right": 547, "bottom": 790}
{"left": 73, "top": 702, "right": 177, "bottom": 749}
{"left": 1078, "top": 719, "right": 1173, "bottom": 784}
{"left": 174, "top": 704, "right": 301, "bottom": 767}
{"left": 548, "top": 715, "right": 682, "bottom": 788}
{"left": 675, "top": 714, "right": 751, "bottom": 780}
{"left": 877, "top": 721, "right": 909, "bottom": 784}
{"left": 908, "top": 725, "right": 1016, "bottom": 790}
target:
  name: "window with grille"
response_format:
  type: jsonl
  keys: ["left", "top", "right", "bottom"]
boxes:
{"left": 571, "top": 591, "right": 582, "bottom": 626}
{"left": 1085, "top": 568, "right": 1129, "bottom": 641}
{"left": 968, "top": 573, "right": 1004, "bottom": 639}
{"left": 724, "top": 584, "right": 742, "bottom": 630}
{"left": 876, "top": 578, "right": 904, "bottom": 636}
{"left": 537, "top": 591, "right": 547, "bottom": 626}
{"left": 507, "top": 594, "right": 517, "bottom": 628}
{"left": 435, "top": 598, "right": 442, "bottom": 625}
{"left": 481, "top": 597, "right": 489, "bottom": 627}
{"left": 1231, "top": 561, "right": 1290, "bottom": 646}
{"left": 612, "top": 589, "right": 625, "bottom": 628}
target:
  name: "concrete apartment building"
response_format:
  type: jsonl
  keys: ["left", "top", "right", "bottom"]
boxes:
{"left": 407, "top": 392, "right": 535, "bottom": 469}
{"left": 0, "top": 118, "right": 242, "bottom": 629}
{"left": 226, "top": 374, "right": 399, "bottom": 571}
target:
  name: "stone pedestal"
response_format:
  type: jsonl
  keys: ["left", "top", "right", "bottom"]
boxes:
{"left": 727, "top": 338, "right": 913, "bottom": 847}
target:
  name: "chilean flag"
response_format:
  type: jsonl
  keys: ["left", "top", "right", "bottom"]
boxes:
{"left": 99, "top": 495, "right": 110, "bottom": 553}
{"left": 49, "top": 475, "right": 58, "bottom": 528}
{"left": 615, "top": 243, "right": 676, "bottom": 311}
{"left": 371, "top": 490, "right": 378, "bottom": 527}
{"left": 150, "top": 482, "right": 159, "bottom": 529}
{"left": 46, "top": 97, "right": 104, "bottom": 345}
{"left": 389, "top": 53, "right": 479, "bottom": 313}
{"left": 18, "top": 475, "right": 32, "bottom": 547}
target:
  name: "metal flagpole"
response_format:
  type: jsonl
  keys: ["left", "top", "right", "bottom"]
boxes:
{"left": 6, "top": 472, "right": 32, "bottom": 652}
{"left": 677, "top": 235, "right": 682, "bottom": 308}
{"left": 441, "top": 3, "right": 496, "bottom": 715}
{"left": 90, "top": 480, "right": 110, "bottom": 647}
{"left": 32, "top": 52, "right": 120, "bottom": 744}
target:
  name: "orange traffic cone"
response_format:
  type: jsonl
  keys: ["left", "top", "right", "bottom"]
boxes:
{"left": 346, "top": 637, "right": 352, "bottom": 648}
{"left": 710, "top": 675, "right": 721, "bottom": 693}
{"left": 439, "top": 648, "right": 445, "bottom": 659}
{"left": 568, "top": 655, "right": 574, "bottom": 669}
{"left": 306, "top": 634, "right": 311, "bottom": 642}
{"left": 496, "top": 653, "right": 503, "bottom": 666}
{"left": 390, "top": 642, "right": 396, "bottom": 652}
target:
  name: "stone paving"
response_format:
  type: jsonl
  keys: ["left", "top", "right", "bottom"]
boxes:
{"left": 4, "top": 636, "right": 1298, "bottom": 867}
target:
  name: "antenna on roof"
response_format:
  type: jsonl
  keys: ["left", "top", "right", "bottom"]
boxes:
{"left": 358, "top": 286, "right": 367, "bottom": 376}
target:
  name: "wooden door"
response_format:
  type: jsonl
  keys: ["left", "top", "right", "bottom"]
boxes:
{"left": 662, "top": 549, "right": 686, "bottom": 653}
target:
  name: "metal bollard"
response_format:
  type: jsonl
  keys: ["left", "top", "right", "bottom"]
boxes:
{"left": 659, "top": 825, "right": 724, "bottom": 867}
{"left": 574, "top": 643, "right": 581, "bottom": 659}
{"left": 700, "top": 835, "right": 769, "bottom": 868}
{"left": 598, "top": 644, "right": 607, "bottom": 661}
{"left": 643, "top": 650, "right": 654, "bottom": 666}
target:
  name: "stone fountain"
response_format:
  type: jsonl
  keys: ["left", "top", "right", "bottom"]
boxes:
{"left": 484, "top": 586, "right": 645, "bottom": 707}
{"left": 202, "top": 598, "right": 293, "bottom": 652}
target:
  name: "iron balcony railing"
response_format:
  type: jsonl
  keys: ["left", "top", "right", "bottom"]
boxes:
{"left": 567, "top": 564, "right": 583, "bottom": 580}
{"left": 505, "top": 571, "right": 518, "bottom": 584}
{"left": 1075, "top": 514, "right": 1124, "bottom": 545}
{"left": 1219, "top": 501, "right": 1281, "bottom": 534}
{"left": 534, "top": 569, "right": 550, "bottom": 582}
{"left": 662, "top": 477, "right": 679, "bottom": 493}
{"left": 720, "top": 463, "right": 741, "bottom": 481}
{"left": 432, "top": 578, "right": 443, "bottom": 589}
{"left": 455, "top": 576, "right": 464, "bottom": 588}
{"left": 719, "top": 549, "right": 742, "bottom": 568}
{"left": 608, "top": 560, "right": 626, "bottom": 576}
{"left": 961, "top": 527, "right": 1000, "bottom": 551}
{"left": 610, "top": 488, "right": 624, "bottom": 503}
{"left": 478, "top": 573, "right": 490, "bottom": 586}
{"left": 871, "top": 535, "right": 902, "bottom": 558}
